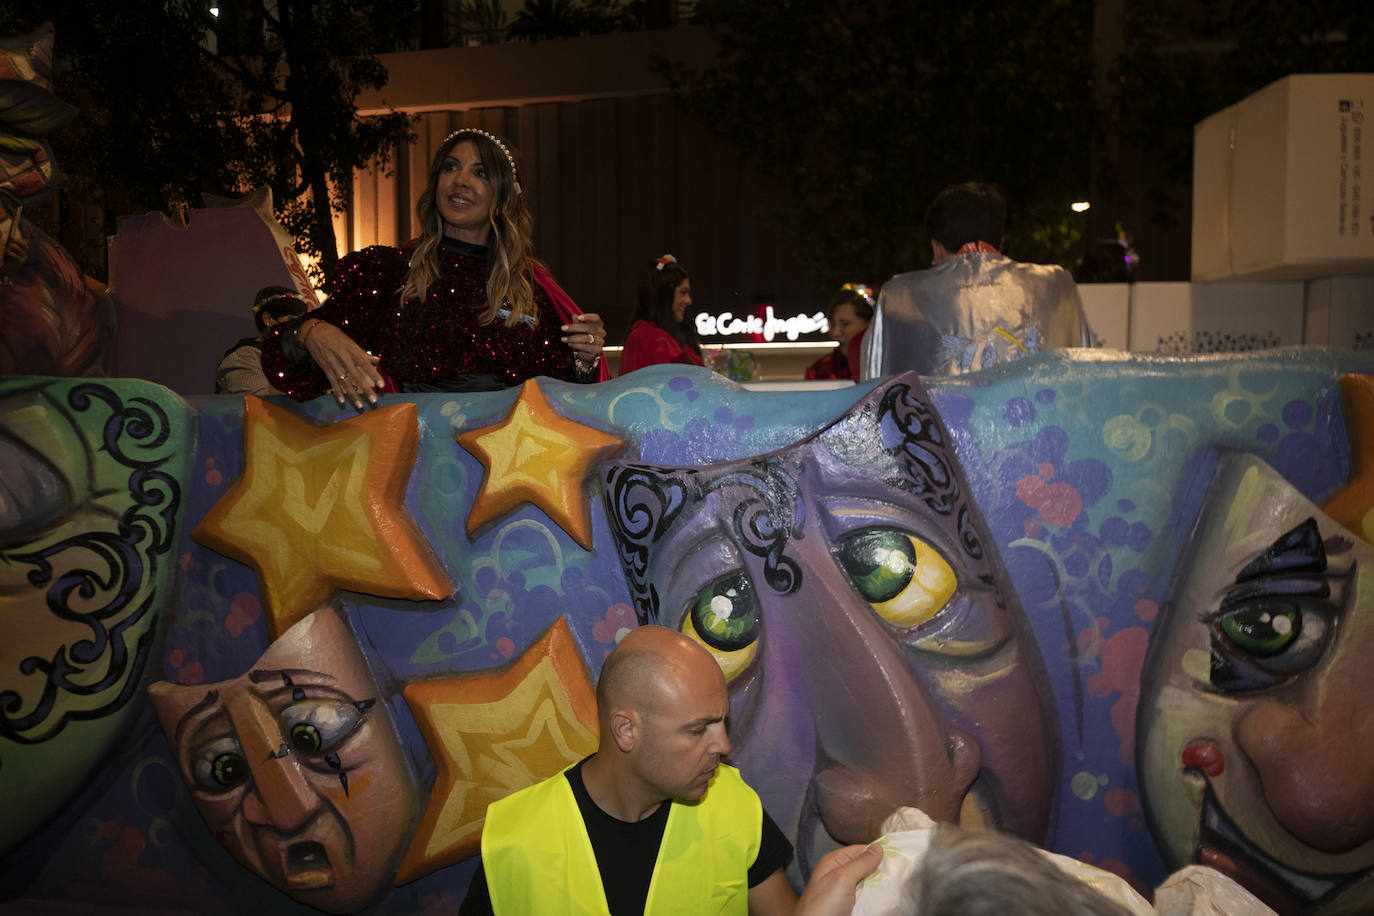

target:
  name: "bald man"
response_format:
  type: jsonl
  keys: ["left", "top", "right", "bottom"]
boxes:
{"left": 461, "top": 625, "right": 799, "bottom": 915}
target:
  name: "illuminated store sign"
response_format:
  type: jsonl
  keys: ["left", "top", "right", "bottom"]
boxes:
{"left": 695, "top": 306, "right": 828, "bottom": 342}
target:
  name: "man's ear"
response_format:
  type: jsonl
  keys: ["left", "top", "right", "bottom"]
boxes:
{"left": 608, "top": 709, "right": 638, "bottom": 752}
{"left": 931, "top": 239, "right": 950, "bottom": 266}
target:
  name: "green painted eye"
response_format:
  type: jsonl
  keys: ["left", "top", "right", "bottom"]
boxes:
{"left": 838, "top": 530, "right": 916, "bottom": 602}
{"left": 210, "top": 752, "right": 247, "bottom": 787}
{"left": 682, "top": 571, "right": 760, "bottom": 683}
{"left": 689, "top": 572, "right": 759, "bottom": 651}
{"left": 290, "top": 722, "right": 323, "bottom": 753}
{"left": 190, "top": 738, "right": 250, "bottom": 792}
{"left": 1218, "top": 603, "right": 1301, "bottom": 657}
{"left": 836, "top": 529, "right": 957, "bottom": 627}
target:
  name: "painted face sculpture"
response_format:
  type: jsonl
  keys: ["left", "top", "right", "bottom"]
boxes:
{"left": 1138, "top": 454, "right": 1374, "bottom": 915}
{"left": 0, "top": 383, "right": 182, "bottom": 858}
{"left": 603, "top": 375, "right": 1056, "bottom": 872}
{"left": 147, "top": 607, "right": 417, "bottom": 914}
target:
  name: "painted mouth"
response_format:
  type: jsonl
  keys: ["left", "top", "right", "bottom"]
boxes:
{"left": 1196, "top": 788, "right": 1342, "bottom": 911}
{"left": 283, "top": 840, "right": 334, "bottom": 891}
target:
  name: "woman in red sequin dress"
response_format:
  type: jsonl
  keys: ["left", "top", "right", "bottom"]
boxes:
{"left": 618, "top": 254, "right": 705, "bottom": 375}
{"left": 261, "top": 129, "right": 607, "bottom": 408}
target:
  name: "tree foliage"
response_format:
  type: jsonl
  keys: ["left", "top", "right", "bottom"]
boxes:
{"left": 670, "top": 0, "right": 1374, "bottom": 286}
{"left": 0, "top": 2, "right": 414, "bottom": 280}
{"left": 507, "top": 0, "right": 638, "bottom": 42}
{"left": 668, "top": 0, "right": 1093, "bottom": 287}
{"left": 1113, "top": 0, "right": 1374, "bottom": 212}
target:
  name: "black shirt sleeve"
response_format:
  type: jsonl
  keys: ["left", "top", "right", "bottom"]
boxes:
{"left": 458, "top": 865, "right": 493, "bottom": 916}
{"left": 747, "top": 807, "right": 794, "bottom": 887}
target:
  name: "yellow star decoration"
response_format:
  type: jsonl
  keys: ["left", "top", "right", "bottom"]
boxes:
{"left": 1323, "top": 373, "right": 1374, "bottom": 545}
{"left": 192, "top": 397, "right": 451, "bottom": 638}
{"left": 456, "top": 379, "right": 625, "bottom": 549}
{"left": 395, "top": 616, "right": 599, "bottom": 884}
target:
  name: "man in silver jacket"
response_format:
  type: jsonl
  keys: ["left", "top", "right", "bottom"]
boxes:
{"left": 862, "top": 182, "right": 1093, "bottom": 379}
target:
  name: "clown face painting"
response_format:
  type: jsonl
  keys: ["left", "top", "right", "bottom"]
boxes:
{"left": 147, "top": 607, "right": 418, "bottom": 914}
{"left": 603, "top": 375, "right": 1057, "bottom": 874}
{"left": 1138, "top": 454, "right": 1374, "bottom": 915}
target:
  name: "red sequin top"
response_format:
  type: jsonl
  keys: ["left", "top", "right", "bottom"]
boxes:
{"left": 261, "top": 240, "right": 582, "bottom": 399}
{"left": 618, "top": 320, "right": 705, "bottom": 375}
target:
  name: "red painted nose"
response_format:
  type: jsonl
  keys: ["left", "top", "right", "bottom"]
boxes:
{"left": 1181, "top": 741, "right": 1225, "bottom": 778}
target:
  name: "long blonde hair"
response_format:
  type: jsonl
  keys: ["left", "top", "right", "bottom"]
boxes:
{"left": 402, "top": 129, "right": 539, "bottom": 326}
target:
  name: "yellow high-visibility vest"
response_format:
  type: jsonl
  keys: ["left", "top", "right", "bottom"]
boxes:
{"left": 481, "top": 764, "right": 761, "bottom": 915}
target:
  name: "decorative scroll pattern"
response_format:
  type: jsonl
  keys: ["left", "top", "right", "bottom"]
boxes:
{"left": 0, "top": 384, "right": 180, "bottom": 745}
{"left": 604, "top": 454, "right": 806, "bottom": 626}
{"left": 603, "top": 464, "right": 694, "bottom": 623}
{"left": 701, "top": 459, "right": 803, "bottom": 597}
{"left": 880, "top": 381, "right": 958, "bottom": 514}
{"left": 819, "top": 380, "right": 983, "bottom": 562}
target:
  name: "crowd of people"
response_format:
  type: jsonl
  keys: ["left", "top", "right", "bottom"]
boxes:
{"left": 215, "top": 127, "right": 1094, "bottom": 400}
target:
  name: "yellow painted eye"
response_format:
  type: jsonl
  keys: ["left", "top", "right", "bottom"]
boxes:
{"left": 680, "top": 571, "right": 760, "bottom": 683}
{"left": 835, "top": 529, "right": 957, "bottom": 627}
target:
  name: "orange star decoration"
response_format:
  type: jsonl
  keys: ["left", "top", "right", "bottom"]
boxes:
{"left": 456, "top": 379, "right": 625, "bottom": 549}
{"left": 193, "top": 397, "right": 451, "bottom": 638}
{"left": 395, "top": 617, "right": 599, "bottom": 883}
{"left": 1323, "top": 373, "right": 1374, "bottom": 545}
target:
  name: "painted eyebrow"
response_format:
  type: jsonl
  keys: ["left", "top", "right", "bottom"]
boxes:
{"left": 248, "top": 667, "right": 334, "bottom": 684}
{"left": 174, "top": 689, "right": 220, "bottom": 747}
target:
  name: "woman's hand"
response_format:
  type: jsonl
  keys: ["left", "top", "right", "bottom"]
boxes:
{"left": 299, "top": 319, "right": 385, "bottom": 410}
{"left": 561, "top": 312, "right": 606, "bottom": 369}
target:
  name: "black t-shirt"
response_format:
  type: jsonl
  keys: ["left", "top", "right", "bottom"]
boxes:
{"left": 459, "top": 759, "right": 793, "bottom": 915}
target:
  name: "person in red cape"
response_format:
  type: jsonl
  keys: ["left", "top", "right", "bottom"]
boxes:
{"left": 617, "top": 254, "right": 705, "bottom": 375}
{"left": 805, "top": 283, "right": 873, "bottom": 381}
{"left": 261, "top": 128, "right": 608, "bottom": 409}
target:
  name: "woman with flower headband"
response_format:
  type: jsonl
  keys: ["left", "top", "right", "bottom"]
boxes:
{"left": 804, "top": 283, "right": 873, "bottom": 381}
{"left": 618, "top": 254, "right": 704, "bottom": 375}
{"left": 261, "top": 128, "right": 608, "bottom": 408}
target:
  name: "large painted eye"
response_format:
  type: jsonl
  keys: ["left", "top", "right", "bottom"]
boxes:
{"left": 681, "top": 571, "right": 760, "bottom": 683}
{"left": 189, "top": 737, "right": 249, "bottom": 791}
{"left": 835, "top": 528, "right": 956, "bottom": 627}
{"left": 1218, "top": 602, "right": 1300, "bottom": 657}
{"left": 281, "top": 699, "right": 365, "bottom": 757}
{"left": 1208, "top": 598, "right": 1332, "bottom": 691}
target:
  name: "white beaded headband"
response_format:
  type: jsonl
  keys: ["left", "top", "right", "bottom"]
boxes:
{"left": 442, "top": 128, "right": 522, "bottom": 194}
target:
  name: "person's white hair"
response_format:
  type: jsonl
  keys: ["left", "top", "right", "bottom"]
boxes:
{"left": 902, "top": 826, "right": 1136, "bottom": 916}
